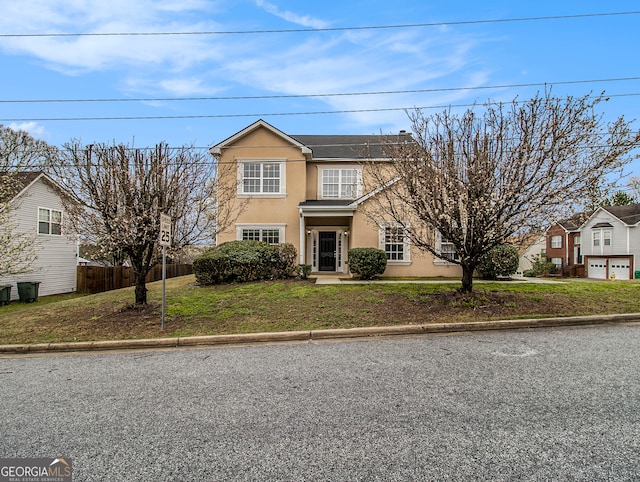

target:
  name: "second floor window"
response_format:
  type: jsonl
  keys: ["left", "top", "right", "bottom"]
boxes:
{"left": 241, "top": 161, "right": 282, "bottom": 194}
{"left": 321, "top": 168, "right": 361, "bottom": 199}
{"left": 550, "top": 235, "right": 562, "bottom": 249}
{"left": 593, "top": 229, "right": 612, "bottom": 247}
{"left": 38, "top": 207, "right": 62, "bottom": 235}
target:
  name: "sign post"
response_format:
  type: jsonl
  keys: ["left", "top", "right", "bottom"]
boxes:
{"left": 159, "top": 213, "right": 172, "bottom": 331}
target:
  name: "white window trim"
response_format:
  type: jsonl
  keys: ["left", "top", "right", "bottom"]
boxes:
{"left": 236, "top": 224, "right": 286, "bottom": 244}
{"left": 550, "top": 235, "right": 562, "bottom": 249}
{"left": 378, "top": 222, "right": 411, "bottom": 265}
{"left": 237, "top": 159, "right": 287, "bottom": 198}
{"left": 38, "top": 206, "right": 63, "bottom": 236}
{"left": 318, "top": 165, "right": 363, "bottom": 200}
{"left": 434, "top": 231, "right": 459, "bottom": 265}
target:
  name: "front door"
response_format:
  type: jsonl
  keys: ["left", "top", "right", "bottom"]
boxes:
{"left": 319, "top": 232, "right": 337, "bottom": 271}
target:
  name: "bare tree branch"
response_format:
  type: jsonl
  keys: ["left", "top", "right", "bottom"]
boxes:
{"left": 363, "top": 92, "right": 640, "bottom": 292}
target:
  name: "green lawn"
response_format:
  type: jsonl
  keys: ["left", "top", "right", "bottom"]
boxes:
{"left": 1, "top": 275, "right": 639, "bottom": 345}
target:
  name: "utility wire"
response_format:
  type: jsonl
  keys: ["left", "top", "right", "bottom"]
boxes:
{"left": 1, "top": 11, "right": 638, "bottom": 37}
{"left": 2, "top": 93, "right": 639, "bottom": 123}
{"left": 1, "top": 77, "right": 638, "bottom": 104}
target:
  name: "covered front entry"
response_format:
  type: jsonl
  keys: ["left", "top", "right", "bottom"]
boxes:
{"left": 318, "top": 232, "right": 337, "bottom": 271}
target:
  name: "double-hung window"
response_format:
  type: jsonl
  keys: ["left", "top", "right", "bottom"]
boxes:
{"left": 379, "top": 223, "right": 410, "bottom": 263}
{"left": 550, "top": 235, "right": 562, "bottom": 249}
{"left": 435, "top": 231, "right": 459, "bottom": 263}
{"left": 240, "top": 161, "right": 284, "bottom": 195}
{"left": 321, "top": 167, "right": 361, "bottom": 199}
{"left": 238, "top": 225, "right": 284, "bottom": 244}
{"left": 38, "top": 207, "right": 62, "bottom": 235}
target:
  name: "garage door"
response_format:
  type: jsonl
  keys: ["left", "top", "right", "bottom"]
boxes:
{"left": 609, "top": 258, "right": 631, "bottom": 280}
{"left": 588, "top": 258, "right": 607, "bottom": 279}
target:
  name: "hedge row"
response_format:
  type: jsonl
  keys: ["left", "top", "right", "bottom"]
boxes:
{"left": 193, "top": 240, "right": 298, "bottom": 285}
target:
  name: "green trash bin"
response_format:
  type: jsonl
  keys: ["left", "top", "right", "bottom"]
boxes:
{"left": 0, "top": 285, "right": 11, "bottom": 306}
{"left": 17, "top": 281, "right": 40, "bottom": 303}
{"left": 635, "top": 270, "right": 640, "bottom": 279}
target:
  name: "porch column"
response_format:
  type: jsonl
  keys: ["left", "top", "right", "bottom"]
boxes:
{"left": 299, "top": 209, "right": 305, "bottom": 264}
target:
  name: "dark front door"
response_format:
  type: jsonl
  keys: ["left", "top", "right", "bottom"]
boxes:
{"left": 319, "top": 232, "right": 337, "bottom": 271}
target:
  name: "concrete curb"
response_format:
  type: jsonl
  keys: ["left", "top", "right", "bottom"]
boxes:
{"left": 1, "top": 313, "right": 639, "bottom": 354}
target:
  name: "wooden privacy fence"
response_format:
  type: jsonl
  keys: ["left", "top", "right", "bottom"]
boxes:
{"left": 77, "top": 264, "right": 193, "bottom": 294}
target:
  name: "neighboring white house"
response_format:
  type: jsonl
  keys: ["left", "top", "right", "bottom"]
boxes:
{"left": 580, "top": 204, "right": 640, "bottom": 280}
{"left": 516, "top": 234, "right": 546, "bottom": 276}
{"left": 0, "top": 172, "right": 77, "bottom": 300}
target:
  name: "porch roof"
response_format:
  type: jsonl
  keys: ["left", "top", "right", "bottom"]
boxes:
{"left": 298, "top": 199, "right": 356, "bottom": 217}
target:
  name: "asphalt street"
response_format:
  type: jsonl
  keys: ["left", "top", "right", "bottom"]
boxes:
{"left": 1, "top": 324, "right": 639, "bottom": 481}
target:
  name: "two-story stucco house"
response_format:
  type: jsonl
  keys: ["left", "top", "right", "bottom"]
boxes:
{"left": 0, "top": 171, "right": 77, "bottom": 300}
{"left": 211, "top": 120, "right": 463, "bottom": 277}
{"left": 581, "top": 203, "right": 640, "bottom": 280}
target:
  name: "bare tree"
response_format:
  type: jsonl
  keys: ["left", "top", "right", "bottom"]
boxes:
{"left": 54, "top": 142, "right": 243, "bottom": 305}
{"left": 364, "top": 92, "right": 640, "bottom": 292}
{"left": 0, "top": 125, "right": 59, "bottom": 277}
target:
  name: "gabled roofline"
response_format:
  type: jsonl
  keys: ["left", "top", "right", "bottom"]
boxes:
{"left": 578, "top": 205, "right": 639, "bottom": 229}
{"left": 4, "top": 171, "right": 76, "bottom": 209}
{"left": 210, "top": 119, "right": 312, "bottom": 157}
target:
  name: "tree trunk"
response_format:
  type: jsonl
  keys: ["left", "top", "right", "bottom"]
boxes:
{"left": 134, "top": 269, "right": 147, "bottom": 305}
{"left": 460, "top": 261, "right": 475, "bottom": 293}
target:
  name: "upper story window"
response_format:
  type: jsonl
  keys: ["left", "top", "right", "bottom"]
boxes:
{"left": 320, "top": 167, "right": 362, "bottom": 199}
{"left": 38, "top": 207, "right": 62, "bottom": 235}
{"left": 550, "top": 235, "right": 562, "bottom": 249}
{"left": 239, "top": 160, "right": 285, "bottom": 196}
{"left": 593, "top": 229, "right": 612, "bottom": 247}
{"left": 574, "top": 235, "right": 581, "bottom": 245}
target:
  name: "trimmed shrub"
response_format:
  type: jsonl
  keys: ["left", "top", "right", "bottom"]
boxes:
{"left": 348, "top": 247, "right": 387, "bottom": 280}
{"left": 193, "top": 240, "right": 297, "bottom": 285}
{"left": 298, "top": 264, "right": 312, "bottom": 279}
{"left": 477, "top": 244, "right": 520, "bottom": 279}
{"left": 524, "top": 254, "right": 557, "bottom": 277}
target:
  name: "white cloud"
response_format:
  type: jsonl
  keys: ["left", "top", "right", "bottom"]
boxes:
{"left": 255, "top": 0, "right": 329, "bottom": 29}
{"left": 7, "top": 122, "right": 48, "bottom": 139}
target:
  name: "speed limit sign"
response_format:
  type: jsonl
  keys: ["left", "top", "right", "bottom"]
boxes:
{"left": 159, "top": 213, "right": 172, "bottom": 247}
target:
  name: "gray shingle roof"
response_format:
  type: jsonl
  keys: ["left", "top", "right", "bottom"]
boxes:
{"left": 291, "top": 133, "right": 413, "bottom": 159}
{"left": 601, "top": 203, "right": 640, "bottom": 226}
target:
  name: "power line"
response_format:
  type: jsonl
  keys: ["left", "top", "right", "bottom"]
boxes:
{"left": 1, "top": 77, "right": 638, "bottom": 104}
{"left": 1, "top": 11, "right": 638, "bottom": 38}
{"left": 2, "top": 93, "right": 639, "bottom": 123}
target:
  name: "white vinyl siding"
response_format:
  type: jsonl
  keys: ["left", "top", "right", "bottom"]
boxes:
{"left": 0, "top": 177, "right": 77, "bottom": 300}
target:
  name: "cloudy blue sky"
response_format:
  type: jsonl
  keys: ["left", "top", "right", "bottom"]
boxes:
{"left": 1, "top": 0, "right": 639, "bottom": 170}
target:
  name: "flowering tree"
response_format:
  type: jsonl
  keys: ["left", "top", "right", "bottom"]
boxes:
{"left": 364, "top": 92, "right": 639, "bottom": 292}
{"left": 54, "top": 142, "right": 244, "bottom": 304}
{"left": 0, "top": 125, "right": 59, "bottom": 277}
